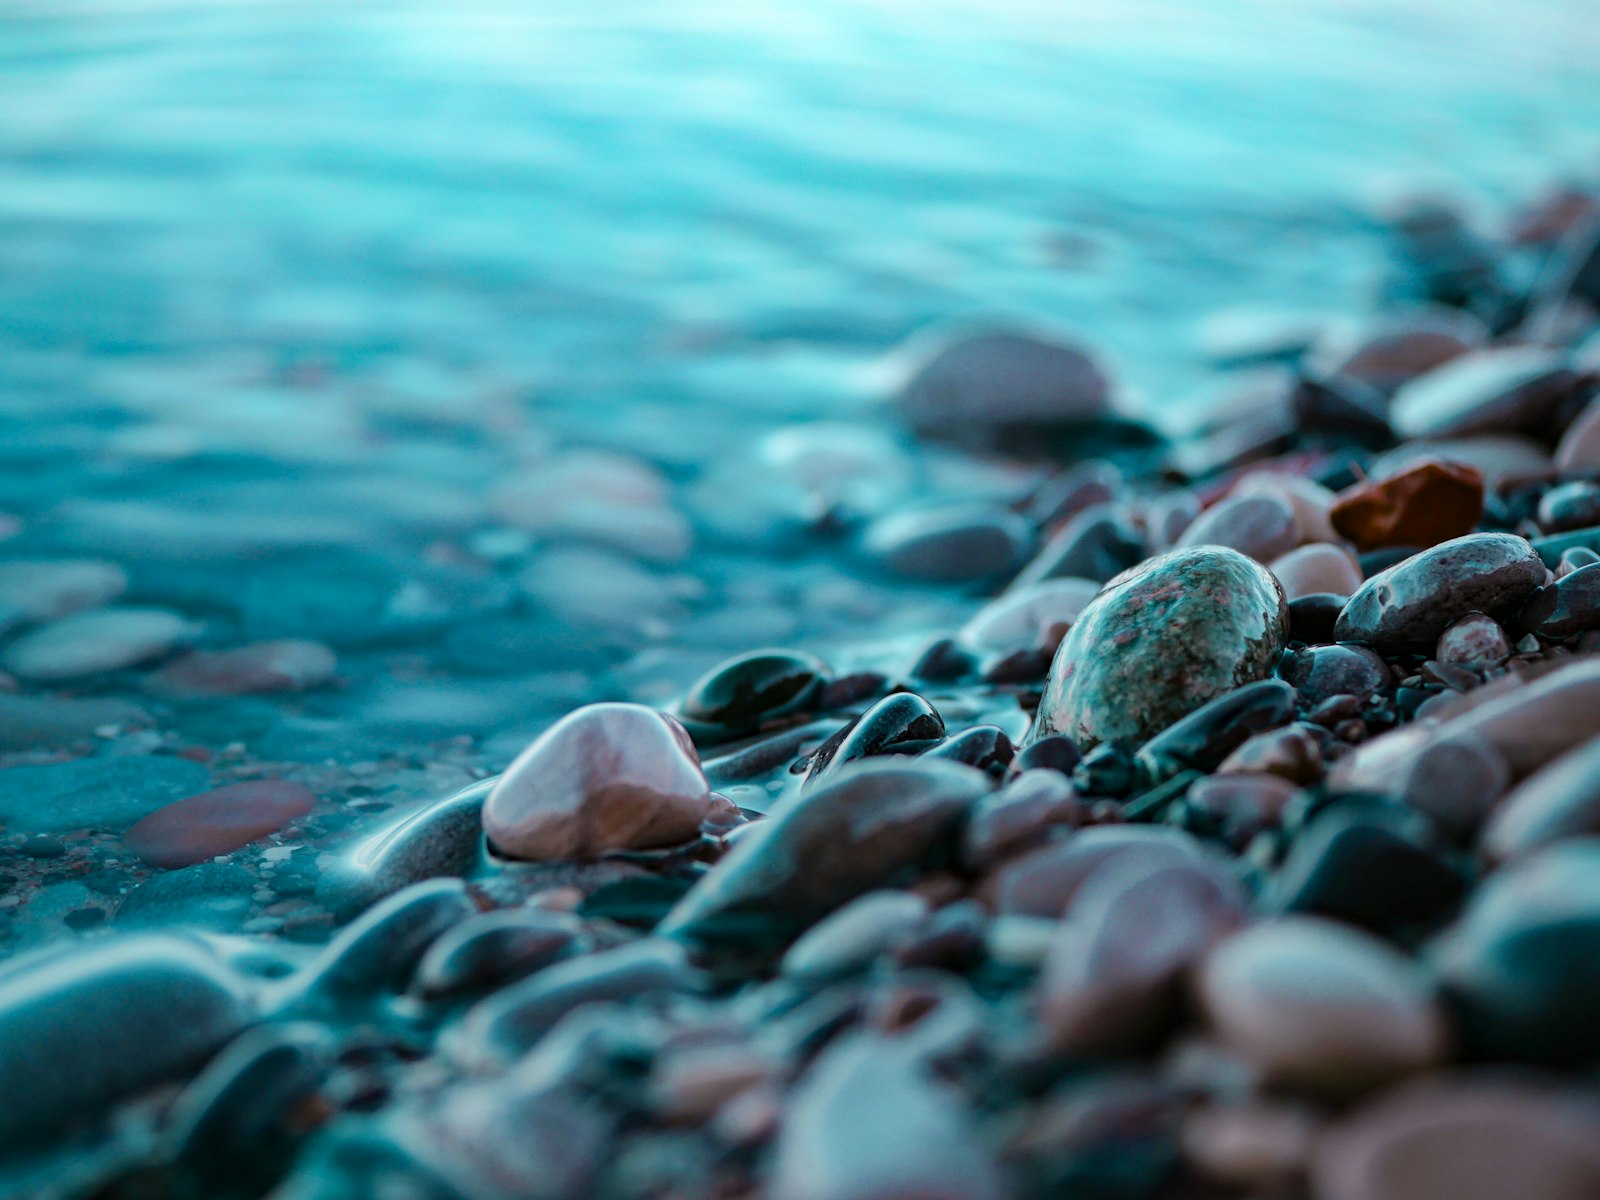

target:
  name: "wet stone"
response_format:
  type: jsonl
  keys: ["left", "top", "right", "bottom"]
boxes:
{"left": 1216, "top": 722, "right": 1325, "bottom": 783}
{"left": 1330, "top": 460, "right": 1484, "bottom": 551}
{"left": 1538, "top": 480, "right": 1600, "bottom": 534}
{"left": 115, "top": 863, "right": 258, "bottom": 932}
{"left": 920, "top": 724, "right": 1014, "bottom": 778}
{"left": 802, "top": 691, "right": 944, "bottom": 782}
{"left": 1334, "top": 533, "right": 1545, "bottom": 651}
{"left": 987, "top": 825, "right": 1209, "bottom": 918}
{"left": 145, "top": 639, "right": 337, "bottom": 696}
{"left": 1482, "top": 735, "right": 1600, "bottom": 862}
{"left": 1436, "top": 612, "right": 1512, "bottom": 669}
{"left": 1555, "top": 401, "right": 1600, "bottom": 472}
{"left": 1287, "top": 592, "right": 1347, "bottom": 643}
{"left": 1135, "top": 678, "right": 1297, "bottom": 780}
{"left": 1517, "top": 562, "right": 1600, "bottom": 640}
{"left": 780, "top": 890, "right": 928, "bottom": 981}
{"left": 1270, "top": 542, "right": 1362, "bottom": 601}
{"left": 1282, "top": 644, "right": 1391, "bottom": 706}
{"left": 1233, "top": 472, "right": 1339, "bottom": 545}
{"left": 0, "top": 559, "right": 127, "bottom": 624}
{"left": 1010, "top": 504, "right": 1145, "bottom": 588}
{"left": 960, "top": 769, "right": 1083, "bottom": 871}
{"left": 483, "top": 703, "right": 712, "bottom": 862}
{"left": 122, "top": 780, "right": 316, "bottom": 868}
{"left": 1, "top": 606, "right": 197, "bottom": 682}
{"left": 412, "top": 908, "right": 584, "bottom": 999}
{"left": 1175, "top": 492, "right": 1298, "bottom": 563}
{"left": 0, "top": 694, "right": 151, "bottom": 752}
{"left": 1198, "top": 918, "right": 1447, "bottom": 1093}
{"left": 680, "top": 648, "right": 830, "bottom": 733}
{"left": 1558, "top": 546, "right": 1600, "bottom": 575}
{"left": 1390, "top": 346, "right": 1580, "bottom": 439}
{"left": 860, "top": 503, "right": 1032, "bottom": 583}
{"left": 1033, "top": 546, "right": 1288, "bottom": 753}
{"left": 1013, "top": 734, "right": 1082, "bottom": 776}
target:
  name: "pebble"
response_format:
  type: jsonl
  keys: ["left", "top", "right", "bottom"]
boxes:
{"left": 1518, "top": 562, "right": 1600, "bottom": 640}
{"left": 959, "top": 578, "right": 1101, "bottom": 654}
{"left": 1333, "top": 533, "right": 1545, "bottom": 650}
{"left": 1174, "top": 492, "right": 1298, "bottom": 563}
{"left": 115, "top": 863, "right": 258, "bottom": 932}
{"left": 1032, "top": 546, "right": 1288, "bottom": 752}
{"left": 1435, "top": 612, "right": 1512, "bottom": 668}
{"left": 1390, "top": 346, "right": 1580, "bottom": 439}
{"left": 1010, "top": 503, "right": 1145, "bottom": 587}
{"left": 0, "top": 559, "right": 127, "bottom": 624}
{"left": 1, "top": 606, "right": 197, "bottom": 681}
{"left": 1330, "top": 460, "right": 1484, "bottom": 551}
{"left": 860, "top": 504, "right": 1032, "bottom": 582}
{"left": 1392, "top": 734, "right": 1510, "bottom": 842}
{"left": 145, "top": 640, "right": 337, "bottom": 696}
{"left": 1482, "top": 735, "right": 1600, "bottom": 862}
{"left": 0, "top": 693, "right": 150, "bottom": 752}
{"left": 1315, "top": 1079, "right": 1600, "bottom": 1200}
{"left": 1198, "top": 918, "right": 1447, "bottom": 1093}
{"left": 770, "top": 1033, "right": 1004, "bottom": 1200}
{"left": 1427, "top": 657, "right": 1600, "bottom": 779}
{"left": 1281, "top": 644, "right": 1390, "bottom": 706}
{"left": 1555, "top": 401, "right": 1600, "bottom": 472}
{"left": 1371, "top": 434, "right": 1552, "bottom": 489}
{"left": 1215, "top": 723, "right": 1324, "bottom": 783}
{"left": 659, "top": 760, "right": 988, "bottom": 948}
{"left": 802, "top": 691, "right": 945, "bottom": 782}
{"left": 780, "top": 891, "right": 929, "bottom": 980}
{"left": 1317, "top": 309, "right": 1484, "bottom": 394}
{"left": 893, "top": 328, "right": 1112, "bottom": 456}
{"left": 987, "top": 825, "right": 1209, "bottom": 918}
{"left": 483, "top": 703, "right": 712, "bottom": 861}
{"left": 960, "top": 769, "right": 1083, "bottom": 870}
{"left": 0, "top": 934, "right": 253, "bottom": 1152}
{"left": 122, "top": 780, "right": 316, "bottom": 868}
{"left": 1134, "top": 678, "right": 1297, "bottom": 779}
{"left": 1538, "top": 481, "right": 1600, "bottom": 533}
{"left": 1269, "top": 542, "right": 1362, "bottom": 601}
{"left": 921, "top": 724, "right": 1014, "bottom": 777}
{"left": 412, "top": 908, "right": 583, "bottom": 999}
{"left": 680, "top": 649, "right": 830, "bottom": 732}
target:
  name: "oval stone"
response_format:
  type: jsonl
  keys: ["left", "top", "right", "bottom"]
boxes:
{"left": 1270, "top": 543, "right": 1362, "bottom": 602}
{"left": 960, "top": 578, "right": 1101, "bottom": 654}
{"left": 681, "top": 649, "right": 830, "bottom": 729}
{"left": 860, "top": 504, "right": 1032, "bottom": 583}
{"left": 1176, "top": 493, "right": 1298, "bottom": 563}
{"left": 1483, "top": 736, "right": 1600, "bottom": 862}
{"left": 483, "top": 703, "right": 712, "bottom": 862}
{"left": 2, "top": 607, "right": 197, "bottom": 682}
{"left": 1330, "top": 460, "right": 1484, "bottom": 551}
{"left": 1033, "top": 547, "right": 1288, "bottom": 752}
{"left": 123, "top": 780, "right": 316, "bottom": 869}
{"left": 1333, "top": 533, "right": 1545, "bottom": 651}
{"left": 1391, "top": 346, "right": 1580, "bottom": 439}
{"left": 1518, "top": 563, "right": 1600, "bottom": 640}
{"left": 145, "top": 640, "right": 337, "bottom": 697}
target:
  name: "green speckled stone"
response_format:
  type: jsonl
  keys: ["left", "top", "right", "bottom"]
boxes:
{"left": 1032, "top": 546, "right": 1288, "bottom": 752}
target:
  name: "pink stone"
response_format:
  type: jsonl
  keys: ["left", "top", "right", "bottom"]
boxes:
{"left": 1556, "top": 402, "right": 1600, "bottom": 474}
{"left": 484, "top": 702, "right": 712, "bottom": 861}
{"left": 146, "top": 640, "right": 337, "bottom": 696}
{"left": 1176, "top": 493, "right": 1298, "bottom": 563}
{"left": 1270, "top": 543, "right": 1362, "bottom": 600}
{"left": 123, "top": 780, "right": 316, "bottom": 868}
{"left": 959, "top": 578, "right": 1101, "bottom": 654}
{"left": 1233, "top": 472, "right": 1338, "bottom": 544}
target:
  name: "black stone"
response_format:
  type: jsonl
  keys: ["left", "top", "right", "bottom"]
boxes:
{"left": 1015, "top": 735, "right": 1082, "bottom": 777}
{"left": 802, "top": 692, "right": 945, "bottom": 783}
{"left": 1518, "top": 562, "right": 1600, "bottom": 640}
{"left": 921, "top": 725, "right": 1015, "bottom": 779}
{"left": 1134, "top": 679, "right": 1297, "bottom": 781}
{"left": 681, "top": 649, "right": 831, "bottom": 731}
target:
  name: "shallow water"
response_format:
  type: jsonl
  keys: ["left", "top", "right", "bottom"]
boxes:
{"left": 0, "top": 0, "right": 1596, "bottom": 944}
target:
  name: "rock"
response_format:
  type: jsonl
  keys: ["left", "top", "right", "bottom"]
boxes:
{"left": 0, "top": 934, "right": 252, "bottom": 1153}
{"left": 780, "top": 891, "right": 929, "bottom": 980}
{"left": 1482, "top": 736, "right": 1600, "bottom": 862}
{"left": 1198, "top": 918, "right": 1447, "bottom": 1093}
{"left": 1281, "top": 644, "right": 1390, "bottom": 706}
{"left": 960, "top": 769, "right": 1082, "bottom": 870}
{"left": 802, "top": 692, "right": 944, "bottom": 782}
{"left": 1436, "top": 613, "right": 1512, "bottom": 669}
{"left": 1538, "top": 481, "right": 1600, "bottom": 534}
{"left": 1182, "top": 1101, "right": 1319, "bottom": 1191}
{"left": 680, "top": 649, "right": 830, "bottom": 732}
{"left": 1186, "top": 772, "right": 1297, "bottom": 845}
{"left": 1215, "top": 723, "right": 1324, "bottom": 784}
{"left": 145, "top": 640, "right": 337, "bottom": 696}
{"left": 1518, "top": 563, "right": 1600, "bottom": 640}
{"left": 1392, "top": 734, "right": 1510, "bottom": 842}
{"left": 483, "top": 703, "right": 711, "bottom": 862}
{"left": 489, "top": 449, "right": 690, "bottom": 564}
{"left": 122, "top": 780, "right": 316, "bottom": 868}
{"left": 1390, "top": 346, "right": 1580, "bottom": 439}
{"left": 115, "top": 864, "right": 258, "bottom": 932}
{"left": 0, "top": 559, "right": 126, "bottom": 624}
{"left": 1032, "top": 547, "right": 1288, "bottom": 752}
{"left": 1315, "top": 1079, "right": 1600, "bottom": 1200}
{"left": 1134, "top": 679, "right": 1297, "bottom": 780}
{"left": 1330, "top": 461, "right": 1484, "bottom": 551}
{"left": 0, "top": 693, "right": 150, "bottom": 752}
{"left": 2, "top": 607, "right": 197, "bottom": 681}
{"left": 1430, "top": 840, "right": 1600, "bottom": 1063}
{"left": 1027, "top": 462, "right": 1121, "bottom": 526}
{"left": 1316, "top": 309, "right": 1484, "bottom": 394}
{"left": 860, "top": 504, "right": 1031, "bottom": 583}
{"left": 1289, "top": 374, "right": 1396, "bottom": 448}
{"left": 987, "top": 825, "right": 1209, "bottom": 918}
{"left": 1559, "top": 546, "right": 1600, "bottom": 575}
{"left": 659, "top": 760, "right": 988, "bottom": 949}
{"left": 1532, "top": 524, "right": 1600, "bottom": 568}
{"left": 0, "top": 754, "right": 209, "bottom": 833}
{"left": 1175, "top": 493, "right": 1298, "bottom": 563}
{"left": 1555, "top": 402, "right": 1600, "bottom": 473}
{"left": 1333, "top": 533, "right": 1545, "bottom": 651}
{"left": 1040, "top": 855, "right": 1245, "bottom": 1053}
{"left": 892, "top": 328, "right": 1112, "bottom": 456}
{"left": 1011, "top": 503, "right": 1145, "bottom": 587}
{"left": 921, "top": 725, "right": 1014, "bottom": 778}
{"left": 1428, "top": 658, "right": 1600, "bottom": 779}
{"left": 412, "top": 908, "right": 583, "bottom": 999}
{"left": 960, "top": 578, "right": 1101, "bottom": 654}
{"left": 770, "top": 1033, "right": 1004, "bottom": 1200}
{"left": 1270, "top": 543, "right": 1362, "bottom": 601}
{"left": 1371, "top": 435, "right": 1551, "bottom": 489}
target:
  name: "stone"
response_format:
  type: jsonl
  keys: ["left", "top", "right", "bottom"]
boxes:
{"left": 680, "top": 649, "right": 830, "bottom": 731}
{"left": 959, "top": 578, "right": 1101, "bottom": 654}
{"left": 960, "top": 769, "right": 1083, "bottom": 871}
{"left": 1555, "top": 401, "right": 1600, "bottom": 473}
{"left": 892, "top": 328, "right": 1112, "bottom": 456}
{"left": 921, "top": 725, "right": 1014, "bottom": 778}
{"left": 0, "top": 934, "right": 252, "bottom": 1153}
{"left": 1033, "top": 547, "right": 1288, "bottom": 753}
{"left": 1287, "top": 592, "right": 1347, "bottom": 643}
{"left": 1315, "top": 1079, "right": 1600, "bottom": 1200}
{"left": 1538, "top": 481, "right": 1600, "bottom": 534}
{"left": 1482, "top": 736, "right": 1600, "bottom": 862}
{"left": 0, "top": 694, "right": 150, "bottom": 752}
{"left": 1393, "top": 735, "right": 1510, "bottom": 842}
{"left": 659, "top": 760, "right": 988, "bottom": 949}
{"left": 1330, "top": 461, "right": 1484, "bottom": 551}
{"left": 1291, "top": 374, "right": 1397, "bottom": 447}
{"left": 1175, "top": 493, "right": 1298, "bottom": 563}
{"left": 1, "top": 607, "right": 197, "bottom": 681}
{"left": 770, "top": 1033, "right": 1004, "bottom": 1200}
{"left": 1518, "top": 563, "right": 1600, "bottom": 640}
{"left": 802, "top": 692, "right": 945, "bottom": 782}
{"left": 1429, "top": 658, "right": 1600, "bottom": 779}
{"left": 1182, "top": 1101, "right": 1319, "bottom": 1191}
{"left": 0, "top": 754, "right": 210, "bottom": 833}
{"left": 780, "top": 891, "right": 928, "bottom": 980}
{"left": 1198, "top": 918, "right": 1447, "bottom": 1093}
{"left": 1011, "top": 503, "right": 1145, "bottom": 588}
{"left": 1281, "top": 644, "right": 1390, "bottom": 706}
{"left": 860, "top": 504, "right": 1031, "bottom": 583}
{"left": 123, "top": 780, "right": 316, "bottom": 868}
{"left": 412, "top": 908, "right": 583, "bottom": 999}
{"left": 1216, "top": 723, "right": 1324, "bottom": 784}
{"left": 1134, "top": 679, "right": 1297, "bottom": 779}
{"left": 483, "top": 703, "right": 712, "bottom": 861}
{"left": 1317, "top": 309, "right": 1484, "bottom": 394}
{"left": 1371, "top": 435, "right": 1551, "bottom": 489}
{"left": 1436, "top": 613, "right": 1512, "bottom": 669}
{"left": 987, "top": 825, "right": 1209, "bottom": 918}
{"left": 1390, "top": 346, "right": 1580, "bottom": 439}
{"left": 145, "top": 640, "right": 337, "bottom": 696}
{"left": 115, "top": 864, "right": 258, "bottom": 932}
{"left": 1333, "top": 533, "right": 1545, "bottom": 651}
{"left": 0, "top": 559, "right": 126, "bottom": 623}
{"left": 1270, "top": 543, "right": 1362, "bottom": 601}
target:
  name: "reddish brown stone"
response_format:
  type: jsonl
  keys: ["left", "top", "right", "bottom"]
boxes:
{"left": 123, "top": 780, "right": 316, "bottom": 868}
{"left": 1330, "top": 460, "right": 1484, "bottom": 551}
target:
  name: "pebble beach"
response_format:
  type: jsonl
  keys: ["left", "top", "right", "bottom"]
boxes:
{"left": 4, "top": 1, "right": 1600, "bottom": 1198}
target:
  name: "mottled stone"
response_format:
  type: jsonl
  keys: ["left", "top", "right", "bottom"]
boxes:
{"left": 145, "top": 640, "right": 337, "bottom": 696}
{"left": 1175, "top": 492, "right": 1298, "bottom": 563}
{"left": 1315, "top": 1080, "right": 1600, "bottom": 1200}
{"left": 1391, "top": 346, "right": 1580, "bottom": 439}
{"left": 771, "top": 1033, "right": 1004, "bottom": 1200}
{"left": 1331, "top": 461, "right": 1484, "bottom": 551}
{"left": 1334, "top": 533, "right": 1545, "bottom": 651}
{"left": 659, "top": 760, "right": 988, "bottom": 948}
{"left": 2, "top": 607, "right": 197, "bottom": 681}
{"left": 1033, "top": 547, "right": 1288, "bottom": 752}
{"left": 123, "top": 780, "right": 316, "bottom": 868}
{"left": 1483, "top": 736, "right": 1600, "bottom": 862}
{"left": 1270, "top": 542, "right": 1362, "bottom": 601}
{"left": 1436, "top": 613, "right": 1512, "bottom": 669}
{"left": 483, "top": 703, "right": 711, "bottom": 861}
{"left": 1199, "top": 918, "right": 1447, "bottom": 1093}
{"left": 0, "top": 934, "right": 253, "bottom": 1152}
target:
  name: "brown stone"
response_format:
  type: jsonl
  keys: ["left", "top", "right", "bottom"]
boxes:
{"left": 1331, "top": 460, "right": 1484, "bottom": 551}
{"left": 122, "top": 780, "right": 316, "bottom": 869}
